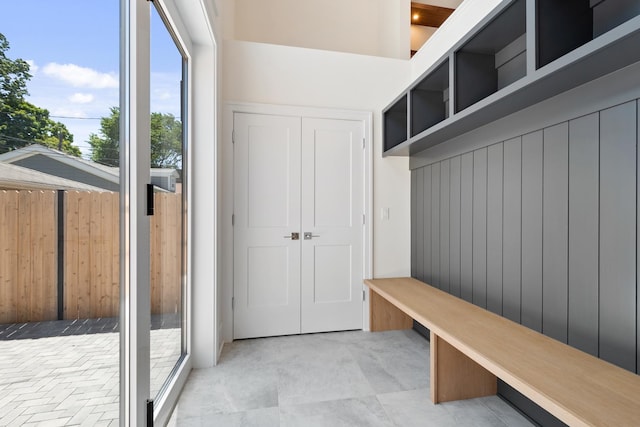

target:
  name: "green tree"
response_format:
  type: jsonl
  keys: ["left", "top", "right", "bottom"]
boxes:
{"left": 0, "top": 33, "right": 79, "bottom": 156}
{"left": 150, "top": 111, "right": 182, "bottom": 168}
{"left": 0, "top": 33, "right": 30, "bottom": 104}
{"left": 88, "top": 106, "right": 120, "bottom": 166}
{"left": 89, "top": 107, "right": 182, "bottom": 168}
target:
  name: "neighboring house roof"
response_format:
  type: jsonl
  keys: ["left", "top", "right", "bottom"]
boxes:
{"left": 0, "top": 162, "right": 107, "bottom": 192}
{"left": 0, "top": 144, "right": 180, "bottom": 191}
{"left": 0, "top": 144, "right": 119, "bottom": 186}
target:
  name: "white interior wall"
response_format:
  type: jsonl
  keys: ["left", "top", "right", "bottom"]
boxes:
{"left": 214, "top": 0, "right": 507, "bottom": 347}
{"left": 411, "top": 25, "right": 437, "bottom": 52}
{"left": 229, "top": 0, "right": 410, "bottom": 59}
{"left": 213, "top": 0, "right": 225, "bottom": 366}
{"left": 182, "top": 0, "right": 222, "bottom": 370}
{"left": 220, "top": 39, "right": 412, "bottom": 343}
{"left": 379, "top": 0, "right": 412, "bottom": 59}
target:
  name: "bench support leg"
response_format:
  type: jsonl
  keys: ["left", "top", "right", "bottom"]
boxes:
{"left": 430, "top": 332, "right": 497, "bottom": 403}
{"left": 369, "top": 289, "right": 413, "bottom": 331}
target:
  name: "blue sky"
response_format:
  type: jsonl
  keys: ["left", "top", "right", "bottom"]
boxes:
{"left": 0, "top": 1, "right": 182, "bottom": 158}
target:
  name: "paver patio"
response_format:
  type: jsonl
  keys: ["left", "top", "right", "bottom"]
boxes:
{"left": 0, "top": 319, "right": 181, "bottom": 427}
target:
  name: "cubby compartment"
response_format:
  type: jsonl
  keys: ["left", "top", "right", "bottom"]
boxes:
{"left": 537, "top": 0, "right": 640, "bottom": 68}
{"left": 383, "top": 94, "right": 408, "bottom": 152}
{"left": 454, "top": 0, "right": 526, "bottom": 113}
{"left": 592, "top": 0, "right": 640, "bottom": 36}
{"left": 410, "top": 59, "right": 450, "bottom": 137}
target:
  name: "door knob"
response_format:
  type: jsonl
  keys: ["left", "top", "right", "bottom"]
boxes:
{"left": 284, "top": 232, "right": 300, "bottom": 240}
{"left": 304, "top": 232, "right": 320, "bottom": 240}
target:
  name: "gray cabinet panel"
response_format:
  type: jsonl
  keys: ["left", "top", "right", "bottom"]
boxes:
{"left": 497, "top": 50, "right": 526, "bottom": 90}
{"left": 473, "top": 148, "right": 488, "bottom": 308}
{"left": 450, "top": 156, "right": 462, "bottom": 297}
{"left": 542, "top": 122, "right": 569, "bottom": 343}
{"left": 424, "top": 166, "right": 432, "bottom": 284}
{"left": 568, "top": 113, "right": 599, "bottom": 356}
{"left": 487, "top": 143, "right": 504, "bottom": 315}
{"left": 600, "top": 101, "right": 637, "bottom": 372}
{"left": 521, "top": 131, "right": 543, "bottom": 332}
{"left": 416, "top": 168, "right": 425, "bottom": 282}
{"left": 411, "top": 170, "right": 417, "bottom": 278}
{"left": 431, "top": 163, "right": 441, "bottom": 287}
{"left": 461, "top": 152, "right": 474, "bottom": 302}
{"left": 503, "top": 138, "right": 522, "bottom": 323}
{"left": 638, "top": 100, "right": 640, "bottom": 375}
{"left": 440, "top": 160, "right": 451, "bottom": 293}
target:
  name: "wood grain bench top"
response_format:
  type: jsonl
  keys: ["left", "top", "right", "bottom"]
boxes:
{"left": 365, "top": 277, "right": 640, "bottom": 427}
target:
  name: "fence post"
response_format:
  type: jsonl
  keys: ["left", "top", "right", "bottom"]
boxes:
{"left": 57, "top": 190, "right": 65, "bottom": 320}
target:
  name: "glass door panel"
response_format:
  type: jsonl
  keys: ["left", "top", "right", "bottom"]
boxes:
{"left": 149, "top": 4, "right": 186, "bottom": 400}
{"left": 0, "top": 1, "right": 120, "bottom": 424}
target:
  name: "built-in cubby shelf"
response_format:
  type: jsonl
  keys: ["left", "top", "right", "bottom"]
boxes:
{"left": 456, "top": 0, "right": 526, "bottom": 112}
{"left": 383, "top": 0, "right": 640, "bottom": 156}
{"left": 383, "top": 94, "right": 408, "bottom": 152}
{"left": 538, "top": 0, "right": 640, "bottom": 68}
{"left": 410, "top": 59, "right": 449, "bottom": 137}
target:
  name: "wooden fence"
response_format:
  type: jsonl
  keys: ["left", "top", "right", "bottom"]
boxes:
{"left": 0, "top": 190, "right": 182, "bottom": 324}
{"left": 0, "top": 191, "right": 57, "bottom": 323}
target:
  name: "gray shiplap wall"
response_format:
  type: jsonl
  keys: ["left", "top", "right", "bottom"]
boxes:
{"left": 411, "top": 100, "right": 639, "bottom": 374}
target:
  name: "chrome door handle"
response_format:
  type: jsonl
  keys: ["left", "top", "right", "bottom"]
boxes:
{"left": 304, "top": 232, "right": 320, "bottom": 240}
{"left": 284, "top": 232, "right": 299, "bottom": 240}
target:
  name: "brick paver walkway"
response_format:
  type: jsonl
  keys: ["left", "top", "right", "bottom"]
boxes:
{"left": 0, "top": 325, "right": 181, "bottom": 426}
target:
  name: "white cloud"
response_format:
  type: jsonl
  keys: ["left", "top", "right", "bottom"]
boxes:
{"left": 50, "top": 107, "right": 88, "bottom": 119}
{"left": 69, "top": 93, "right": 95, "bottom": 104}
{"left": 150, "top": 71, "right": 181, "bottom": 116}
{"left": 43, "top": 63, "right": 118, "bottom": 89}
{"left": 26, "top": 59, "right": 39, "bottom": 74}
{"left": 153, "top": 89, "right": 172, "bottom": 101}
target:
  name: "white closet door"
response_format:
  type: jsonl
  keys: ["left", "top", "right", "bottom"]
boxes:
{"left": 233, "top": 113, "right": 302, "bottom": 339}
{"left": 233, "top": 113, "right": 364, "bottom": 339}
{"left": 300, "top": 118, "right": 364, "bottom": 333}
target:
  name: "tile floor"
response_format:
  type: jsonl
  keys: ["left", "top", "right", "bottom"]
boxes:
{"left": 167, "top": 330, "right": 535, "bottom": 427}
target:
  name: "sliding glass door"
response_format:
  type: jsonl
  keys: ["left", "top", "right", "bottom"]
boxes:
{"left": 0, "top": 2, "right": 122, "bottom": 425}
{"left": 149, "top": 2, "right": 187, "bottom": 403}
{"left": 1, "top": 0, "right": 201, "bottom": 424}
{"left": 120, "top": 0, "right": 191, "bottom": 424}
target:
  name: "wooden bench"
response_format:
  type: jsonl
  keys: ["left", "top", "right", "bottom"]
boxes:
{"left": 365, "top": 277, "right": 640, "bottom": 427}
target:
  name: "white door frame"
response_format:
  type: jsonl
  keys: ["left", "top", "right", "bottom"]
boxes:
{"left": 120, "top": 1, "right": 151, "bottom": 424}
{"left": 221, "top": 102, "right": 373, "bottom": 355}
